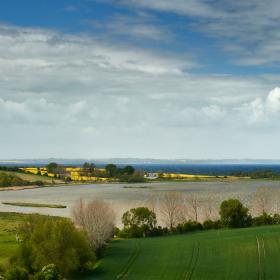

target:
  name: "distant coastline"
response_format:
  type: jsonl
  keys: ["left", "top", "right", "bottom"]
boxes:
{"left": 1, "top": 158, "right": 280, "bottom": 166}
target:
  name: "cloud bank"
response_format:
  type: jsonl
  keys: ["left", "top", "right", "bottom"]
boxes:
{"left": 0, "top": 23, "right": 279, "bottom": 159}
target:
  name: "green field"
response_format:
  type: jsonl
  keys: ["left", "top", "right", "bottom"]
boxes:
{"left": 2, "top": 213, "right": 280, "bottom": 279}
{"left": 82, "top": 225, "right": 280, "bottom": 280}
{"left": 0, "top": 213, "right": 23, "bottom": 270}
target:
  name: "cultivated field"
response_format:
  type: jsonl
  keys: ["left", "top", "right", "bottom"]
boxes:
{"left": 83, "top": 225, "right": 280, "bottom": 280}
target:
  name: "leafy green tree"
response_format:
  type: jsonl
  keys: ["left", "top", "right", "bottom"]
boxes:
{"left": 16, "top": 216, "right": 95, "bottom": 277}
{"left": 122, "top": 207, "right": 157, "bottom": 237}
{"left": 105, "top": 164, "right": 118, "bottom": 177}
{"left": 83, "top": 162, "right": 95, "bottom": 175}
{"left": 219, "top": 199, "right": 251, "bottom": 228}
{"left": 122, "top": 165, "right": 135, "bottom": 175}
{"left": 46, "top": 162, "right": 58, "bottom": 173}
{"left": 46, "top": 163, "right": 65, "bottom": 175}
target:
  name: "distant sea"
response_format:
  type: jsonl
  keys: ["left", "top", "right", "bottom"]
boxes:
{"left": 115, "top": 163, "right": 280, "bottom": 176}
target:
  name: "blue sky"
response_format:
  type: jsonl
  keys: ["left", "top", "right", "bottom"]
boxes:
{"left": 0, "top": 0, "right": 280, "bottom": 159}
{"left": 1, "top": 0, "right": 278, "bottom": 75}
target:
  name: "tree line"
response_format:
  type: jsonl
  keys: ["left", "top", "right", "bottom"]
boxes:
{"left": 116, "top": 194, "right": 280, "bottom": 238}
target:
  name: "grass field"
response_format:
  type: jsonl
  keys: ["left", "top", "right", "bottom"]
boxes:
{"left": 82, "top": 225, "right": 280, "bottom": 280}
{"left": 2, "top": 171, "right": 63, "bottom": 184}
{"left": 2, "top": 213, "right": 280, "bottom": 279}
{"left": 0, "top": 213, "right": 23, "bottom": 270}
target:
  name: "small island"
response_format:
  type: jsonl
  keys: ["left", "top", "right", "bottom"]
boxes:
{"left": 2, "top": 202, "right": 67, "bottom": 209}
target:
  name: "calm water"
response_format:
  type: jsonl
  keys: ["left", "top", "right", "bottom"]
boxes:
{"left": 127, "top": 163, "right": 280, "bottom": 175}
{"left": 1, "top": 180, "right": 280, "bottom": 225}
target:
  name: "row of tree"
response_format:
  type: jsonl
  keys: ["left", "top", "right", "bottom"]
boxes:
{"left": 118, "top": 198, "right": 280, "bottom": 238}
{"left": 231, "top": 169, "right": 280, "bottom": 179}
{"left": 45, "top": 162, "right": 145, "bottom": 182}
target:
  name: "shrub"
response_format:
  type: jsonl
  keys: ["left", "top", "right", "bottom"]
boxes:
{"left": 273, "top": 213, "right": 280, "bottom": 224}
{"left": 219, "top": 199, "right": 252, "bottom": 228}
{"left": 4, "top": 266, "right": 29, "bottom": 280}
{"left": 15, "top": 216, "right": 95, "bottom": 277}
{"left": 252, "top": 213, "right": 274, "bottom": 226}
{"left": 175, "top": 220, "right": 203, "bottom": 233}
{"left": 32, "top": 180, "right": 44, "bottom": 186}
{"left": 34, "top": 264, "right": 61, "bottom": 280}
{"left": 203, "top": 219, "right": 222, "bottom": 230}
{"left": 150, "top": 226, "right": 170, "bottom": 236}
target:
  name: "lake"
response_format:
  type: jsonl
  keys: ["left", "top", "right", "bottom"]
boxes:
{"left": 1, "top": 180, "right": 280, "bottom": 225}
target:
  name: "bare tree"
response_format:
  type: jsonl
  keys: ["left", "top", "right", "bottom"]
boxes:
{"left": 160, "top": 192, "right": 183, "bottom": 229}
{"left": 72, "top": 199, "right": 115, "bottom": 252}
{"left": 187, "top": 193, "right": 200, "bottom": 222}
{"left": 202, "top": 193, "right": 217, "bottom": 221}
{"left": 147, "top": 195, "right": 158, "bottom": 213}
{"left": 271, "top": 189, "right": 280, "bottom": 214}
{"left": 252, "top": 187, "right": 271, "bottom": 215}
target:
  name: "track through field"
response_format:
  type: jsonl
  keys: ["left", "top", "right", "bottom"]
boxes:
{"left": 116, "top": 240, "right": 141, "bottom": 279}
{"left": 82, "top": 225, "right": 280, "bottom": 280}
{"left": 182, "top": 242, "right": 200, "bottom": 280}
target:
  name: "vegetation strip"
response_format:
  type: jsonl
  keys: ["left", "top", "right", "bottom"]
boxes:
{"left": 2, "top": 202, "right": 67, "bottom": 208}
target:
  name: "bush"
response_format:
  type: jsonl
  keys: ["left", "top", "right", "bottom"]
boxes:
{"left": 252, "top": 213, "right": 274, "bottom": 226}
{"left": 32, "top": 180, "right": 44, "bottom": 186}
{"left": 150, "top": 226, "right": 170, "bottom": 236}
{"left": 15, "top": 216, "right": 95, "bottom": 277}
{"left": 4, "top": 266, "right": 29, "bottom": 280}
{"left": 119, "top": 226, "right": 144, "bottom": 238}
{"left": 175, "top": 220, "right": 203, "bottom": 233}
{"left": 34, "top": 264, "right": 61, "bottom": 280}
{"left": 273, "top": 213, "right": 280, "bottom": 224}
{"left": 219, "top": 199, "right": 252, "bottom": 228}
{"left": 203, "top": 219, "right": 222, "bottom": 230}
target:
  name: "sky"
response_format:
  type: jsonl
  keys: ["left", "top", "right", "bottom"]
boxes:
{"left": 1, "top": 0, "right": 280, "bottom": 159}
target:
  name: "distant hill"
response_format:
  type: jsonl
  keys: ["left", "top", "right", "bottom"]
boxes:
{"left": 0, "top": 158, "right": 280, "bottom": 166}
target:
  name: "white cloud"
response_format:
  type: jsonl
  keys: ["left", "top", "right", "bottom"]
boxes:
{"left": 0, "top": 23, "right": 279, "bottom": 158}
{"left": 116, "top": 0, "right": 280, "bottom": 66}
{"left": 266, "top": 87, "right": 280, "bottom": 113}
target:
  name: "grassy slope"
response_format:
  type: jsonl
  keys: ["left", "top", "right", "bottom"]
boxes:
{"left": 2, "top": 171, "right": 63, "bottom": 184}
{"left": 83, "top": 225, "right": 280, "bottom": 280}
{"left": 0, "top": 213, "right": 24, "bottom": 269}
